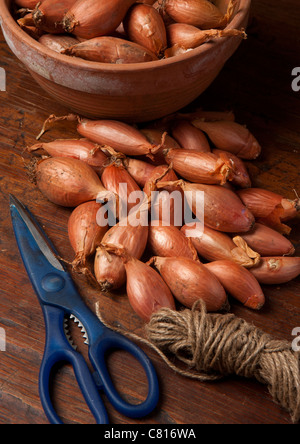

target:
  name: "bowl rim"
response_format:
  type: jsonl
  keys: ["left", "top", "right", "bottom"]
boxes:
{"left": 0, "top": 0, "right": 251, "bottom": 73}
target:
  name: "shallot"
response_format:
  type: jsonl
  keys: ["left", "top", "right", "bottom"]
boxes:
{"left": 150, "top": 256, "right": 228, "bottom": 312}
{"left": 213, "top": 149, "right": 251, "bottom": 188}
{"left": 164, "top": 0, "right": 238, "bottom": 30}
{"left": 157, "top": 180, "right": 255, "bottom": 232}
{"left": 62, "top": 0, "right": 137, "bottom": 39}
{"left": 27, "top": 138, "right": 108, "bottom": 175}
{"left": 192, "top": 120, "right": 262, "bottom": 160}
{"left": 181, "top": 223, "right": 260, "bottom": 267}
{"left": 37, "top": 114, "right": 164, "bottom": 157}
{"left": 205, "top": 260, "right": 265, "bottom": 310}
{"left": 163, "top": 149, "right": 233, "bottom": 185}
{"left": 237, "top": 188, "right": 300, "bottom": 234}
{"left": 35, "top": 157, "right": 113, "bottom": 207}
{"left": 236, "top": 223, "right": 295, "bottom": 257}
{"left": 101, "top": 161, "right": 142, "bottom": 218}
{"left": 148, "top": 224, "right": 198, "bottom": 260}
{"left": 33, "top": 0, "right": 76, "bottom": 34}
{"left": 123, "top": 3, "right": 167, "bottom": 57}
{"left": 94, "top": 201, "right": 149, "bottom": 291}
{"left": 62, "top": 36, "right": 158, "bottom": 63}
{"left": 171, "top": 120, "right": 211, "bottom": 153}
{"left": 166, "top": 23, "right": 246, "bottom": 50}
{"left": 250, "top": 257, "right": 300, "bottom": 285}
{"left": 68, "top": 200, "right": 108, "bottom": 269}
{"left": 38, "top": 34, "right": 79, "bottom": 53}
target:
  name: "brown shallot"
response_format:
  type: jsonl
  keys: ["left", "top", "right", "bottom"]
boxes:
{"left": 62, "top": 36, "right": 158, "bottom": 64}
{"left": 213, "top": 149, "right": 251, "bottom": 188}
{"left": 68, "top": 200, "right": 108, "bottom": 270}
{"left": 94, "top": 200, "right": 149, "bottom": 291}
{"left": 164, "top": 0, "right": 237, "bottom": 30}
{"left": 35, "top": 157, "right": 113, "bottom": 207}
{"left": 37, "top": 114, "right": 164, "bottom": 158}
{"left": 27, "top": 138, "right": 108, "bottom": 175}
{"left": 166, "top": 23, "right": 246, "bottom": 50}
{"left": 171, "top": 120, "right": 211, "bottom": 153}
{"left": 148, "top": 224, "right": 198, "bottom": 260}
{"left": 102, "top": 245, "right": 176, "bottom": 322}
{"left": 237, "top": 188, "right": 300, "bottom": 235}
{"left": 250, "top": 257, "right": 300, "bottom": 285}
{"left": 192, "top": 120, "right": 262, "bottom": 160}
{"left": 101, "top": 161, "right": 142, "bottom": 218}
{"left": 140, "top": 128, "right": 179, "bottom": 165}
{"left": 181, "top": 223, "right": 260, "bottom": 267}
{"left": 163, "top": 148, "right": 233, "bottom": 185}
{"left": 33, "top": 0, "right": 76, "bottom": 34}
{"left": 143, "top": 164, "right": 183, "bottom": 226}
{"left": 123, "top": 158, "right": 156, "bottom": 187}
{"left": 38, "top": 34, "right": 79, "bottom": 53}
{"left": 157, "top": 180, "right": 255, "bottom": 232}
{"left": 205, "top": 260, "right": 265, "bottom": 310}
{"left": 235, "top": 223, "right": 295, "bottom": 257}
{"left": 123, "top": 3, "right": 167, "bottom": 57}
{"left": 62, "top": 0, "right": 137, "bottom": 39}
{"left": 150, "top": 256, "right": 228, "bottom": 312}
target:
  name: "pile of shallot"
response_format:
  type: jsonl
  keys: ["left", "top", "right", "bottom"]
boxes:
{"left": 27, "top": 109, "right": 300, "bottom": 322}
{"left": 14, "top": 0, "right": 247, "bottom": 63}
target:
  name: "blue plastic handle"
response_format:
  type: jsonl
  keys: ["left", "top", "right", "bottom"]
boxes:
{"left": 39, "top": 305, "right": 109, "bottom": 425}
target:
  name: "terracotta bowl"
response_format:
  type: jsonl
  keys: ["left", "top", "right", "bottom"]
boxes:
{"left": 0, "top": 0, "right": 251, "bottom": 122}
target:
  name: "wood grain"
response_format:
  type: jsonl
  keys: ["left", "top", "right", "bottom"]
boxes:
{"left": 0, "top": 0, "right": 299, "bottom": 424}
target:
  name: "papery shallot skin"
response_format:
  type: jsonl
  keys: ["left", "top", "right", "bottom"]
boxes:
{"left": 125, "top": 257, "right": 176, "bottom": 322}
{"left": 152, "top": 256, "right": 228, "bottom": 312}
{"left": 205, "top": 260, "right": 265, "bottom": 310}
{"left": 62, "top": 0, "right": 137, "bottom": 39}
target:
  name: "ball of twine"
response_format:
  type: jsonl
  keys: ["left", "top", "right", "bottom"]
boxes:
{"left": 145, "top": 301, "right": 300, "bottom": 423}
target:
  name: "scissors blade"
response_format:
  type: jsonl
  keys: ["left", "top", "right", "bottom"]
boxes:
{"left": 10, "top": 194, "right": 65, "bottom": 272}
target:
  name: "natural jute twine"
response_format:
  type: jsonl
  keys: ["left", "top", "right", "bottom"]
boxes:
{"left": 96, "top": 300, "right": 300, "bottom": 423}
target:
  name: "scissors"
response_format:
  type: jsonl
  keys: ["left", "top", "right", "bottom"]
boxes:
{"left": 9, "top": 195, "right": 159, "bottom": 424}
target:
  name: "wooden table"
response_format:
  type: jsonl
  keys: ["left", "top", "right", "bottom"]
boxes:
{"left": 0, "top": 0, "right": 299, "bottom": 425}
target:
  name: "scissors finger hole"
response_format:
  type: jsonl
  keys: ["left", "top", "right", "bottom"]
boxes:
{"left": 49, "top": 361, "right": 97, "bottom": 424}
{"left": 105, "top": 348, "right": 150, "bottom": 406}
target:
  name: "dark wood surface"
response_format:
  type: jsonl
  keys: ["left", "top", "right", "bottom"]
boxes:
{"left": 0, "top": 0, "right": 299, "bottom": 425}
